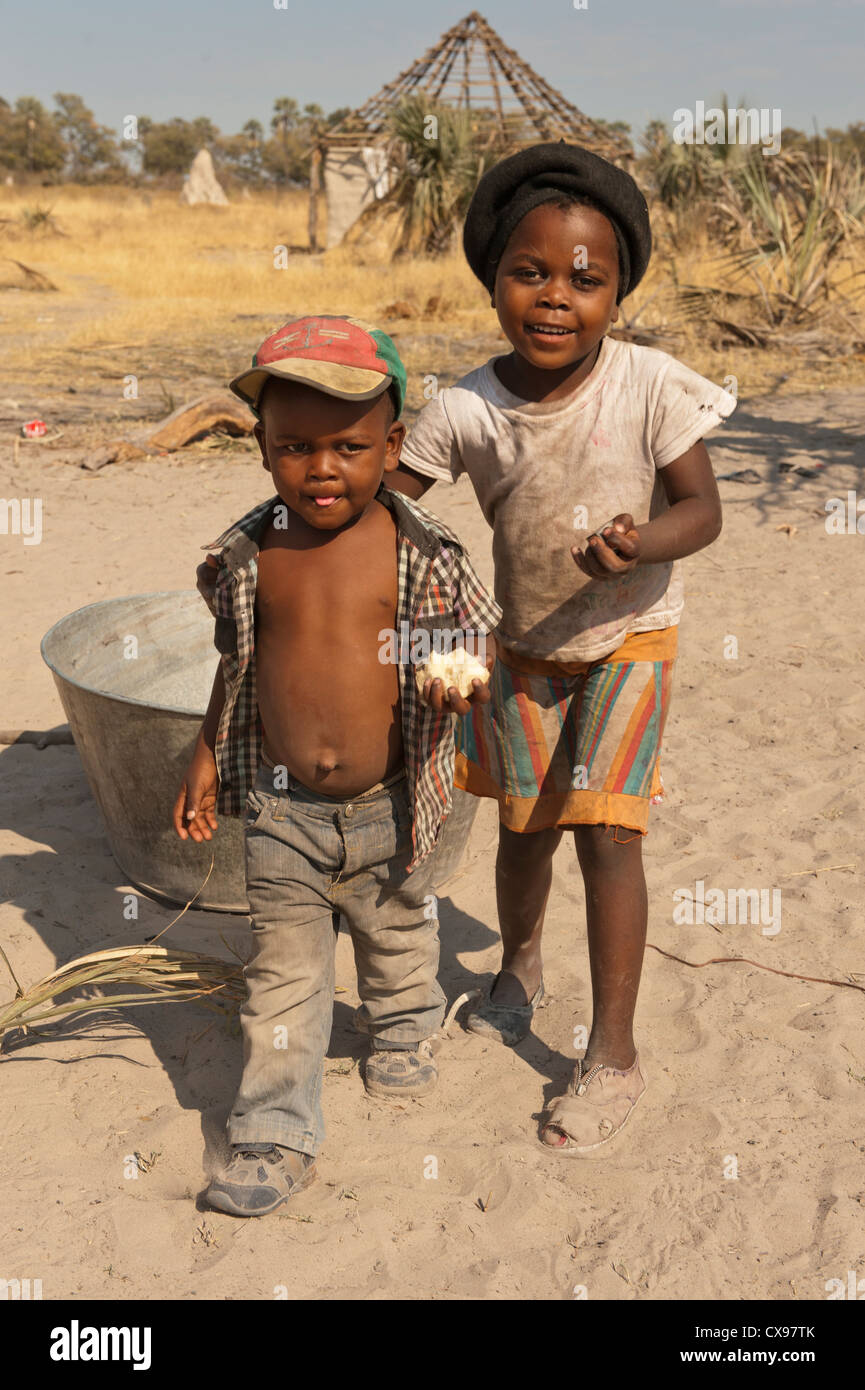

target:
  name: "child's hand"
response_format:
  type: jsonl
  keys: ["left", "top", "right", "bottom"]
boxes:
{"left": 173, "top": 740, "right": 220, "bottom": 842}
{"left": 196, "top": 554, "right": 220, "bottom": 613}
{"left": 572, "top": 514, "right": 640, "bottom": 581}
{"left": 421, "top": 636, "right": 496, "bottom": 716}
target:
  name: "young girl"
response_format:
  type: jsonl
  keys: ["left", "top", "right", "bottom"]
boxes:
{"left": 389, "top": 142, "right": 737, "bottom": 1154}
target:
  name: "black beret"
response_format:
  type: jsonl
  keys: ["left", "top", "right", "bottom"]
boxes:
{"left": 463, "top": 141, "right": 651, "bottom": 302}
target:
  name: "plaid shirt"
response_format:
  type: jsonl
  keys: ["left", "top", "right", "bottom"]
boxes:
{"left": 198, "top": 487, "right": 501, "bottom": 870}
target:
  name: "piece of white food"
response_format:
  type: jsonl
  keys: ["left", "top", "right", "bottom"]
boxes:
{"left": 415, "top": 646, "right": 490, "bottom": 699}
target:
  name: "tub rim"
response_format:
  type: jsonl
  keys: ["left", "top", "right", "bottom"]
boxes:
{"left": 40, "top": 590, "right": 213, "bottom": 717}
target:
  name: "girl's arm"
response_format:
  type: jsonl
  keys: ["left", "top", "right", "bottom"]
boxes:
{"left": 636, "top": 439, "right": 722, "bottom": 564}
{"left": 573, "top": 441, "right": 722, "bottom": 578}
{"left": 386, "top": 462, "right": 437, "bottom": 500}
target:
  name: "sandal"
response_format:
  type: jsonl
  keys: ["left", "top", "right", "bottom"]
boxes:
{"left": 465, "top": 971, "right": 545, "bottom": 1047}
{"left": 540, "top": 1053, "right": 646, "bottom": 1155}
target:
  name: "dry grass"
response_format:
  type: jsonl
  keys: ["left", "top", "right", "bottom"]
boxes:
{"left": 0, "top": 943, "right": 247, "bottom": 1045}
{"left": 1, "top": 183, "right": 864, "bottom": 405}
{"left": 620, "top": 209, "right": 865, "bottom": 388}
{"left": 0, "top": 186, "right": 487, "bottom": 337}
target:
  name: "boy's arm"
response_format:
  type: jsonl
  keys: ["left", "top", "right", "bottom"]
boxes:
{"left": 200, "top": 661, "right": 226, "bottom": 751}
{"left": 196, "top": 553, "right": 220, "bottom": 614}
{"left": 573, "top": 441, "right": 722, "bottom": 579}
{"left": 172, "top": 662, "right": 225, "bottom": 842}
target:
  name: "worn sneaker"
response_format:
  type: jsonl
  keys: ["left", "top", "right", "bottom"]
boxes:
{"left": 206, "top": 1143, "right": 316, "bottom": 1217}
{"left": 363, "top": 1039, "right": 438, "bottom": 1098}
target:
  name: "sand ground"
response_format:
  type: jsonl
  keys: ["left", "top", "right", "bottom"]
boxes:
{"left": 1, "top": 375, "right": 864, "bottom": 1301}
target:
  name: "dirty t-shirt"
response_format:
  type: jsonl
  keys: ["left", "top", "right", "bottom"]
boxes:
{"left": 399, "top": 335, "right": 737, "bottom": 662}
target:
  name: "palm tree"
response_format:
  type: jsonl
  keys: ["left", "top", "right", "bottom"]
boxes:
{"left": 271, "top": 98, "right": 299, "bottom": 152}
{"left": 382, "top": 97, "right": 503, "bottom": 255}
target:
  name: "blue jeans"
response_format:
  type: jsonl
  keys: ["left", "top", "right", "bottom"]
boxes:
{"left": 228, "top": 763, "right": 446, "bottom": 1156}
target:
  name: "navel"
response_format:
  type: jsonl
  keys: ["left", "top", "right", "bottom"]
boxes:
{"left": 314, "top": 758, "right": 340, "bottom": 776}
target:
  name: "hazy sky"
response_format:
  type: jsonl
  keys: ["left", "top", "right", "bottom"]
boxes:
{"left": 1, "top": 0, "right": 861, "bottom": 140}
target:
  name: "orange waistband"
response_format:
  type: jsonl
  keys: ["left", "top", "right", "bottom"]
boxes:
{"left": 497, "top": 625, "right": 678, "bottom": 676}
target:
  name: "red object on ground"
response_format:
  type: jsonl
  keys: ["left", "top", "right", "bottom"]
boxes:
{"left": 21, "top": 419, "right": 47, "bottom": 438}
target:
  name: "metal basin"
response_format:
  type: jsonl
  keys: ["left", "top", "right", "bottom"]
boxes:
{"left": 41, "top": 592, "right": 478, "bottom": 912}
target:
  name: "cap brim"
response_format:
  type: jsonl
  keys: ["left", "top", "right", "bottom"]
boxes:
{"left": 230, "top": 359, "right": 391, "bottom": 412}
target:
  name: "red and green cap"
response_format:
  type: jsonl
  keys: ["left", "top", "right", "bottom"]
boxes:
{"left": 230, "top": 314, "right": 406, "bottom": 421}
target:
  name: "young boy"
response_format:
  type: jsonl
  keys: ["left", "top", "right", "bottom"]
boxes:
{"left": 173, "top": 315, "right": 499, "bottom": 1215}
{"left": 388, "top": 144, "right": 737, "bottom": 1154}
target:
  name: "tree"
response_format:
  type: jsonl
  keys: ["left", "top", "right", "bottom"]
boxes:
{"left": 271, "top": 97, "right": 300, "bottom": 147}
{"left": 0, "top": 96, "right": 65, "bottom": 174}
{"left": 190, "top": 116, "right": 219, "bottom": 148}
{"left": 137, "top": 116, "right": 220, "bottom": 176}
{"left": 593, "top": 116, "right": 633, "bottom": 147}
{"left": 823, "top": 122, "right": 865, "bottom": 160}
{"left": 52, "top": 92, "right": 121, "bottom": 180}
{"left": 326, "top": 107, "right": 351, "bottom": 128}
{"left": 217, "top": 120, "right": 265, "bottom": 183}
{"left": 264, "top": 97, "right": 320, "bottom": 185}
{"left": 0, "top": 97, "right": 13, "bottom": 169}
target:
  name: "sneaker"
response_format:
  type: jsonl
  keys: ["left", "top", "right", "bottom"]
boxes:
{"left": 206, "top": 1143, "right": 316, "bottom": 1217}
{"left": 363, "top": 1039, "right": 438, "bottom": 1098}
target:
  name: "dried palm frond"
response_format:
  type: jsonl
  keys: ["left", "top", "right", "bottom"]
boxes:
{"left": 0, "top": 943, "right": 247, "bottom": 1043}
{"left": 715, "top": 146, "right": 865, "bottom": 320}
{"left": 0, "top": 854, "right": 250, "bottom": 1045}
{"left": 672, "top": 144, "right": 865, "bottom": 349}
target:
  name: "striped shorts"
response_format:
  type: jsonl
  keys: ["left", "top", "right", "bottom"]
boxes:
{"left": 454, "top": 626, "right": 677, "bottom": 835}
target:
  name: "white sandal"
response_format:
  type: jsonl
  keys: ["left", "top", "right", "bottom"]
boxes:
{"left": 540, "top": 1053, "right": 646, "bottom": 1155}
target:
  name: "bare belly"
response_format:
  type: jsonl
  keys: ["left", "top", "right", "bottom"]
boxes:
{"left": 256, "top": 628, "right": 404, "bottom": 797}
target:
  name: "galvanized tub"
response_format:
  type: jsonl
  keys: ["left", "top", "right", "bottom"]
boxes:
{"left": 41, "top": 591, "right": 478, "bottom": 913}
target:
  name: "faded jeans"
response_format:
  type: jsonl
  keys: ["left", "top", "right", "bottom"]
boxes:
{"left": 228, "top": 762, "right": 446, "bottom": 1156}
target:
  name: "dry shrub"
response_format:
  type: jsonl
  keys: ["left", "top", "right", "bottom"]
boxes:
{"left": 674, "top": 147, "right": 865, "bottom": 350}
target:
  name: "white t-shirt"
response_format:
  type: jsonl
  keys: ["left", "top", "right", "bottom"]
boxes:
{"left": 400, "top": 335, "right": 737, "bottom": 661}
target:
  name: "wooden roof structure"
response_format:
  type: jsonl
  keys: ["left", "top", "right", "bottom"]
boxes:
{"left": 324, "top": 11, "right": 632, "bottom": 161}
